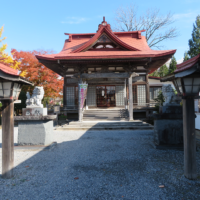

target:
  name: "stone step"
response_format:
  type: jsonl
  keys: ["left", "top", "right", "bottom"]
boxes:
{"left": 56, "top": 120, "right": 153, "bottom": 131}
{"left": 55, "top": 126, "right": 153, "bottom": 131}
{"left": 83, "top": 109, "right": 129, "bottom": 121}
{"left": 68, "top": 121, "right": 145, "bottom": 125}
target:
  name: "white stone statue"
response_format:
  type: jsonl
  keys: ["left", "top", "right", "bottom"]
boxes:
{"left": 26, "top": 86, "right": 44, "bottom": 108}
{"left": 162, "top": 84, "right": 181, "bottom": 106}
{"left": 162, "top": 84, "right": 174, "bottom": 106}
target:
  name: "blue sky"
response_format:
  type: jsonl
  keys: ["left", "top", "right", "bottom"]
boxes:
{"left": 1, "top": 0, "right": 200, "bottom": 63}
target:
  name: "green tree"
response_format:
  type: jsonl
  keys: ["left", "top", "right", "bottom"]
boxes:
{"left": 149, "top": 69, "right": 159, "bottom": 77}
{"left": 158, "top": 64, "right": 168, "bottom": 77}
{"left": 168, "top": 56, "right": 177, "bottom": 74}
{"left": 154, "top": 91, "right": 165, "bottom": 113}
{"left": 188, "top": 15, "right": 200, "bottom": 58}
{"left": 183, "top": 51, "right": 190, "bottom": 61}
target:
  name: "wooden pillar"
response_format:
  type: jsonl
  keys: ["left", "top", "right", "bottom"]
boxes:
{"left": 124, "top": 78, "right": 127, "bottom": 109}
{"left": 78, "top": 78, "right": 83, "bottom": 122}
{"left": 146, "top": 74, "right": 150, "bottom": 106}
{"left": 128, "top": 74, "right": 133, "bottom": 121}
{"left": 183, "top": 98, "right": 197, "bottom": 180}
{"left": 63, "top": 77, "right": 67, "bottom": 108}
{"left": 2, "top": 100, "right": 14, "bottom": 179}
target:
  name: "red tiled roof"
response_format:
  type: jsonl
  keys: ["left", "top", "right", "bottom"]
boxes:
{"left": 71, "top": 25, "right": 141, "bottom": 53}
{"left": 36, "top": 20, "right": 176, "bottom": 61}
{"left": 0, "top": 63, "right": 18, "bottom": 76}
{"left": 148, "top": 76, "right": 161, "bottom": 80}
{"left": 175, "top": 54, "right": 200, "bottom": 73}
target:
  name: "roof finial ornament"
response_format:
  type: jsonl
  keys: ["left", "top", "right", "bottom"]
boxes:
{"left": 103, "top": 16, "right": 105, "bottom": 22}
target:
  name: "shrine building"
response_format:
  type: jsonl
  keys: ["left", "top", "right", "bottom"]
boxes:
{"left": 36, "top": 17, "right": 176, "bottom": 121}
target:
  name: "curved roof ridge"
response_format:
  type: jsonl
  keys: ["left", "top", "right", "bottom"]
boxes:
{"left": 72, "top": 25, "right": 141, "bottom": 53}
{"left": 175, "top": 54, "right": 200, "bottom": 73}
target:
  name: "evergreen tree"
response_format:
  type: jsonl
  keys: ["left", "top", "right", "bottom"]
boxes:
{"left": 149, "top": 69, "right": 159, "bottom": 77}
{"left": 183, "top": 51, "right": 190, "bottom": 61}
{"left": 168, "top": 56, "right": 177, "bottom": 74}
{"left": 188, "top": 15, "right": 200, "bottom": 58}
{"left": 158, "top": 64, "right": 169, "bottom": 77}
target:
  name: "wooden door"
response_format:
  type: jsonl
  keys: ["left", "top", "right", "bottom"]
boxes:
{"left": 96, "top": 85, "right": 116, "bottom": 107}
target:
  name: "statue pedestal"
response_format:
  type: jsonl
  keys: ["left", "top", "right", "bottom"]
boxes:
{"left": 15, "top": 115, "right": 57, "bottom": 146}
{"left": 152, "top": 105, "right": 183, "bottom": 148}
{"left": 22, "top": 107, "right": 47, "bottom": 116}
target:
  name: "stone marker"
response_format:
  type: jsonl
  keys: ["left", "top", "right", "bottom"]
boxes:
{"left": 15, "top": 86, "right": 56, "bottom": 146}
{"left": 153, "top": 84, "right": 183, "bottom": 147}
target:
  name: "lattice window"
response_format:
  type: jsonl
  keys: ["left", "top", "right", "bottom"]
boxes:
{"left": 137, "top": 85, "right": 146, "bottom": 105}
{"left": 66, "top": 87, "right": 75, "bottom": 106}
{"left": 116, "top": 86, "right": 124, "bottom": 106}
{"left": 150, "top": 87, "right": 162, "bottom": 100}
{"left": 87, "top": 86, "right": 96, "bottom": 106}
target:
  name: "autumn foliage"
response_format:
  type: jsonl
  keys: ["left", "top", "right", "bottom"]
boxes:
{"left": 11, "top": 49, "right": 63, "bottom": 98}
{"left": 0, "top": 26, "right": 21, "bottom": 73}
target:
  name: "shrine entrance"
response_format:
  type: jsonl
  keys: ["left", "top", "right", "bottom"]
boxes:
{"left": 96, "top": 86, "right": 116, "bottom": 107}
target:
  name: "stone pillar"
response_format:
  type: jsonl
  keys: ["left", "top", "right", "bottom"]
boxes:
{"left": 183, "top": 98, "right": 197, "bottom": 180}
{"left": 78, "top": 78, "right": 83, "bottom": 122}
{"left": 128, "top": 74, "right": 133, "bottom": 121}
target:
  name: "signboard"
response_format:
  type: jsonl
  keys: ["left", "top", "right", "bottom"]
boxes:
{"left": 54, "top": 105, "right": 60, "bottom": 114}
{"left": 79, "top": 84, "right": 88, "bottom": 109}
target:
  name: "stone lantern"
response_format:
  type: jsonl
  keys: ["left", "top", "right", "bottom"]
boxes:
{"left": 0, "top": 63, "right": 33, "bottom": 179}
{"left": 161, "top": 54, "right": 200, "bottom": 180}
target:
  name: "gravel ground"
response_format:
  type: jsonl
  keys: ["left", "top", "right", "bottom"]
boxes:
{"left": 0, "top": 128, "right": 200, "bottom": 200}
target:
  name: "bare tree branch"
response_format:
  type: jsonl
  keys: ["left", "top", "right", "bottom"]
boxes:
{"left": 114, "top": 5, "right": 179, "bottom": 49}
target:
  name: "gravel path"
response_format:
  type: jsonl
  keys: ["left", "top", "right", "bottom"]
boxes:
{"left": 0, "top": 128, "right": 200, "bottom": 200}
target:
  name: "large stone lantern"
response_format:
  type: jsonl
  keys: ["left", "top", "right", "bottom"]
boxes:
{"left": 0, "top": 63, "right": 33, "bottom": 179}
{"left": 161, "top": 54, "right": 200, "bottom": 180}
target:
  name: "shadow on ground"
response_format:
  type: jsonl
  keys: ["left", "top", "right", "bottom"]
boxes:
{"left": 0, "top": 124, "right": 200, "bottom": 200}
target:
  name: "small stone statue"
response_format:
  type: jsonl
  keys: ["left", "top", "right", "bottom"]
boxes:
{"left": 162, "top": 84, "right": 181, "bottom": 106}
{"left": 26, "top": 86, "right": 44, "bottom": 108}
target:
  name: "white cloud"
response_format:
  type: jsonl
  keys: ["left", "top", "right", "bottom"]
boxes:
{"left": 177, "top": 58, "right": 184, "bottom": 64}
{"left": 61, "top": 17, "right": 89, "bottom": 24}
{"left": 165, "top": 57, "right": 184, "bottom": 68}
{"left": 173, "top": 10, "right": 200, "bottom": 23}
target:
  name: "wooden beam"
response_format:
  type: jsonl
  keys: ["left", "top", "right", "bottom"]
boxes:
{"left": 74, "top": 72, "right": 140, "bottom": 79}
{"left": 2, "top": 100, "right": 14, "bottom": 179}
{"left": 183, "top": 98, "right": 197, "bottom": 180}
{"left": 77, "top": 73, "right": 130, "bottom": 79}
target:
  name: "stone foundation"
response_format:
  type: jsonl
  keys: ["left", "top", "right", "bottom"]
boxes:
{"left": 15, "top": 115, "right": 56, "bottom": 146}
{"left": 153, "top": 105, "right": 183, "bottom": 146}
{"left": 154, "top": 119, "right": 183, "bottom": 145}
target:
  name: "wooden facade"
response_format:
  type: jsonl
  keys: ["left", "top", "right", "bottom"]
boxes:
{"left": 36, "top": 18, "right": 176, "bottom": 121}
